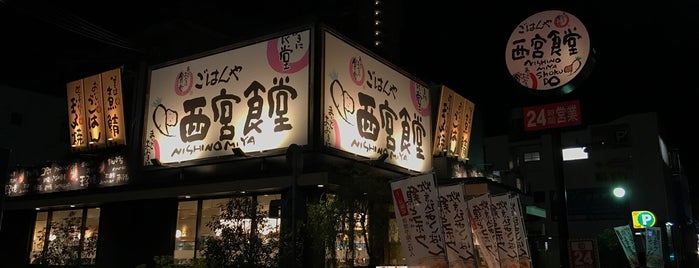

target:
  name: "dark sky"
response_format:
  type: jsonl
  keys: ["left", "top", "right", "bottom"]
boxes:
{"left": 398, "top": 1, "right": 698, "bottom": 170}
{"left": 1, "top": 0, "right": 697, "bottom": 179}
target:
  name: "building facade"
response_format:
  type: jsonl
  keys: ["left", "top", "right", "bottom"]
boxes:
{"left": 0, "top": 23, "right": 488, "bottom": 268}
{"left": 484, "top": 112, "right": 696, "bottom": 267}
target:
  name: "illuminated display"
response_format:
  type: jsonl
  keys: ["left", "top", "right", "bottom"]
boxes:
{"left": 322, "top": 31, "right": 432, "bottom": 172}
{"left": 143, "top": 29, "right": 311, "bottom": 165}
{"left": 66, "top": 67, "right": 128, "bottom": 151}
{"left": 66, "top": 79, "right": 88, "bottom": 150}
{"left": 3, "top": 153, "right": 130, "bottom": 197}
{"left": 505, "top": 10, "right": 591, "bottom": 91}
{"left": 101, "top": 68, "right": 127, "bottom": 146}
{"left": 84, "top": 74, "right": 106, "bottom": 148}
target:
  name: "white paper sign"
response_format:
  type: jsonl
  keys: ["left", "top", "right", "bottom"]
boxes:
{"left": 491, "top": 193, "right": 520, "bottom": 268}
{"left": 467, "top": 193, "right": 500, "bottom": 268}
{"left": 391, "top": 174, "right": 446, "bottom": 267}
{"left": 438, "top": 184, "right": 477, "bottom": 268}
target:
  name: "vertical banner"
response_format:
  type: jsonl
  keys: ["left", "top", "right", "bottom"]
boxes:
{"left": 510, "top": 193, "right": 533, "bottom": 268}
{"left": 437, "top": 184, "right": 477, "bottom": 268}
{"left": 614, "top": 225, "right": 640, "bottom": 267}
{"left": 446, "top": 93, "right": 467, "bottom": 157}
{"left": 491, "top": 193, "right": 520, "bottom": 267}
{"left": 101, "top": 67, "right": 127, "bottom": 146}
{"left": 83, "top": 74, "right": 106, "bottom": 148}
{"left": 432, "top": 86, "right": 455, "bottom": 156}
{"left": 645, "top": 227, "right": 664, "bottom": 267}
{"left": 390, "top": 174, "right": 447, "bottom": 267}
{"left": 457, "top": 98, "right": 474, "bottom": 161}
{"left": 66, "top": 79, "right": 88, "bottom": 150}
{"left": 467, "top": 193, "right": 500, "bottom": 268}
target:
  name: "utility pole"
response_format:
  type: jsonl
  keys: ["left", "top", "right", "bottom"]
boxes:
{"left": 286, "top": 144, "right": 302, "bottom": 268}
{"left": 551, "top": 131, "right": 570, "bottom": 267}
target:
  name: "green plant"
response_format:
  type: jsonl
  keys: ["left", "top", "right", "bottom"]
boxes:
{"left": 305, "top": 163, "right": 393, "bottom": 267}
{"left": 201, "top": 196, "right": 280, "bottom": 268}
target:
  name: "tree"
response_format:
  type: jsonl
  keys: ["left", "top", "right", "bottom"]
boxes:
{"left": 305, "top": 163, "right": 392, "bottom": 267}
{"left": 201, "top": 196, "right": 280, "bottom": 268}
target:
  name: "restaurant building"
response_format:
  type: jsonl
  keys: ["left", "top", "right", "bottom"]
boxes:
{"left": 1, "top": 23, "right": 492, "bottom": 267}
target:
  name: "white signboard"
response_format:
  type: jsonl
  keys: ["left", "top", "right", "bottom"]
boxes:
{"left": 391, "top": 174, "right": 446, "bottom": 267}
{"left": 505, "top": 10, "right": 591, "bottom": 91}
{"left": 491, "top": 193, "right": 520, "bottom": 268}
{"left": 645, "top": 227, "right": 664, "bottom": 267}
{"left": 143, "top": 29, "right": 311, "bottom": 164}
{"left": 614, "top": 225, "right": 640, "bottom": 267}
{"left": 467, "top": 193, "right": 500, "bottom": 268}
{"left": 510, "top": 193, "right": 533, "bottom": 268}
{"left": 323, "top": 31, "right": 432, "bottom": 172}
{"left": 438, "top": 184, "right": 477, "bottom": 268}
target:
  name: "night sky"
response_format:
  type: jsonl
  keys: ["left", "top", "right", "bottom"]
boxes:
{"left": 2, "top": 0, "right": 698, "bottom": 206}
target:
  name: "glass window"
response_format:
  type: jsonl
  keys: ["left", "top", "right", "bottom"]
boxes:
{"left": 30, "top": 208, "right": 99, "bottom": 266}
{"left": 524, "top": 151, "right": 541, "bottom": 162}
{"left": 174, "top": 201, "right": 198, "bottom": 263}
{"left": 30, "top": 211, "right": 48, "bottom": 264}
{"left": 562, "top": 147, "right": 588, "bottom": 161}
{"left": 173, "top": 194, "right": 282, "bottom": 264}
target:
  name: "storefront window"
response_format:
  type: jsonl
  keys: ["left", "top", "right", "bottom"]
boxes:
{"left": 174, "top": 200, "right": 197, "bottom": 261}
{"left": 29, "top": 208, "right": 100, "bottom": 265}
{"left": 174, "top": 194, "right": 282, "bottom": 264}
{"left": 335, "top": 212, "right": 370, "bottom": 267}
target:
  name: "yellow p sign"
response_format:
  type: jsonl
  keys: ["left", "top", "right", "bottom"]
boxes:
{"left": 632, "top": 210, "right": 656, "bottom": 229}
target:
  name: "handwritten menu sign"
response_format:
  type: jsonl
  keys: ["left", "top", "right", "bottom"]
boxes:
{"left": 99, "top": 154, "right": 129, "bottom": 186}
{"left": 64, "top": 160, "right": 95, "bottom": 191}
{"left": 36, "top": 163, "right": 66, "bottom": 193}
{"left": 5, "top": 169, "right": 31, "bottom": 197}
{"left": 4, "top": 152, "right": 130, "bottom": 197}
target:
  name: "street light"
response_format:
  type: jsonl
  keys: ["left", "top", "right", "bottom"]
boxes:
{"left": 612, "top": 186, "right": 626, "bottom": 198}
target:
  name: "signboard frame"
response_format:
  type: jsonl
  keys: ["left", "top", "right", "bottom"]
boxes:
{"left": 141, "top": 25, "right": 314, "bottom": 166}
{"left": 321, "top": 27, "right": 433, "bottom": 173}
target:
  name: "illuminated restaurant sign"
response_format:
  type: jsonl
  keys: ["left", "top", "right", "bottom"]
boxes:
{"left": 505, "top": 10, "right": 591, "bottom": 92}
{"left": 432, "top": 86, "right": 474, "bottom": 161}
{"left": 322, "top": 31, "right": 432, "bottom": 173}
{"left": 66, "top": 67, "right": 127, "bottom": 150}
{"left": 4, "top": 153, "right": 130, "bottom": 197}
{"left": 143, "top": 29, "right": 311, "bottom": 165}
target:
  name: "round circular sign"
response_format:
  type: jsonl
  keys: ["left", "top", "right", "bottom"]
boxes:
{"left": 505, "top": 10, "right": 592, "bottom": 94}
{"left": 635, "top": 211, "right": 656, "bottom": 228}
